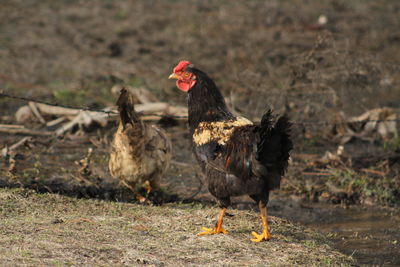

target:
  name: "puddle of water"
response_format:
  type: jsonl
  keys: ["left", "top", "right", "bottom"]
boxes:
{"left": 307, "top": 207, "right": 400, "bottom": 266}
{"left": 267, "top": 198, "right": 400, "bottom": 266}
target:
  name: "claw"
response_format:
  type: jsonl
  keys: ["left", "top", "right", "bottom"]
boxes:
{"left": 251, "top": 230, "right": 271, "bottom": 242}
{"left": 197, "top": 226, "right": 228, "bottom": 236}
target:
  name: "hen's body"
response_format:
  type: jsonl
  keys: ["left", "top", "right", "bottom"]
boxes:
{"left": 188, "top": 67, "right": 291, "bottom": 205}
{"left": 177, "top": 65, "right": 292, "bottom": 241}
{"left": 109, "top": 89, "right": 171, "bottom": 200}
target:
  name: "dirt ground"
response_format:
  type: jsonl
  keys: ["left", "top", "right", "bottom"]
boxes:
{"left": 1, "top": 0, "right": 400, "bottom": 265}
{"left": 0, "top": 188, "right": 353, "bottom": 266}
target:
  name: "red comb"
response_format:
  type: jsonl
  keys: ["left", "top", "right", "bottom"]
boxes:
{"left": 173, "top": 60, "right": 192, "bottom": 73}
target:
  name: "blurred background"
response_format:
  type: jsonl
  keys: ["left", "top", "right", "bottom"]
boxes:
{"left": 1, "top": 0, "right": 400, "bottom": 265}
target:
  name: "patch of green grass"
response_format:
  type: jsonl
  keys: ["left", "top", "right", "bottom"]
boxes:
{"left": 53, "top": 89, "right": 87, "bottom": 107}
{"left": 320, "top": 168, "right": 400, "bottom": 205}
{"left": 383, "top": 137, "right": 400, "bottom": 151}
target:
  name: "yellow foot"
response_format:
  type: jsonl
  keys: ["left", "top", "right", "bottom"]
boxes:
{"left": 251, "top": 230, "right": 271, "bottom": 242}
{"left": 197, "top": 227, "right": 228, "bottom": 236}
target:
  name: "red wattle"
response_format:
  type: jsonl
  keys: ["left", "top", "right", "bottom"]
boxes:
{"left": 177, "top": 80, "right": 196, "bottom": 92}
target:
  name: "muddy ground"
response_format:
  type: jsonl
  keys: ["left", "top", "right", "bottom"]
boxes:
{"left": 1, "top": 0, "right": 400, "bottom": 265}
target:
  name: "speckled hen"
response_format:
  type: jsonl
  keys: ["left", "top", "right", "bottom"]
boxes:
{"left": 109, "top": 88, "right": 171, "bottom": 202}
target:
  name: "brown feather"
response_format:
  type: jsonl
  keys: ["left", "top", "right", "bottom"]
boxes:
{"left": 109, "top": 89, "right": 171, "bottom": 191}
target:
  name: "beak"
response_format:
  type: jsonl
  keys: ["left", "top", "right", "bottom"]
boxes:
{"left": 168, "top": 73, "right": 179, "bottom": 79}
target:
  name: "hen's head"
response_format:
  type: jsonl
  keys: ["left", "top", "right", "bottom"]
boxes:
{"left": 169, "top": 60, "right": 196, "bottom": 92}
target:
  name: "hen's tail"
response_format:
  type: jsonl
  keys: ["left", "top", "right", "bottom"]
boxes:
{"left": 256, "top": 110, "right": 293, "bottom": 189}
{"left": 116, "top": 88, "right": 141, "bottom": 128}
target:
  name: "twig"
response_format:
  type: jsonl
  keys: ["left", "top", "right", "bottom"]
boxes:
{"left": 0, "top": 124, "right": 25, "bottom": 129}
{"left": 28, "top": 101, "right": 46, "bottom": 124}
{"left": 8, "top": 137, "right": 33, "bottom": 151}
{"left": 302, "top": 172, "right": 332, "bottom": 176}
{"left": 35, "top": 103, "right": 82, "bottom": 116}
{"left": 0, "top": 127, "right": 53, "bottom": 136}
{"left": 360, "top": 168, "right": 386, "bottom": 177}
{"left": 46, "top": 116, "right": 67, "bottom": 127}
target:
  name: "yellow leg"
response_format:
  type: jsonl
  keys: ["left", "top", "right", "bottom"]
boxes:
{"left": 197, "top": 208, "right": 229, "bottom": 236}
{"left": 251, "top": 204, "right": 272, "bottom": 242}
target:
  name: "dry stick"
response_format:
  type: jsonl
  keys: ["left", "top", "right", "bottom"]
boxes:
{"left": 46, "top": 116, "right": 67, "bottom": 127}
{"left": 1, "top": 136, "right": 33, "bottom": 158}
{"left": 33, "top": 102, "right": 188, "bottom": 121}
{"left": 360, "top": 168, "right": 386, "bottom": 177}
{"left": 7, "top": 100, "right": 188, "bottom": 137}
{"left": 35, "top": 103, "right": 81, "bottom": 116}
{"left": 28, "top": 102, "right": 46, "bottom": 124}
{"left": 54, "top": 111, "right": 108, "bottom": 136}
{"left": 33, "top": 102, "right": 187, "bottom": 117}
{"left": 55, "top": 114, "right": 83, "bottom": 136}
{"left": 8, "top": 136, "right": 32, "bottom": 151}
{"left": 0, "top": 127, "right": 53, "bottom": 136}
{"left": 0, "top": 124, "right": 25, "bottom": 129}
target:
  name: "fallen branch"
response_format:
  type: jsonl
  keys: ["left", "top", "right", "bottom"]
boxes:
{"left": 11, "top": 97, "right": 188, "bottom": 136}
{"left": 35, "top": 103, "right": 82, "bottom": 116}
{"left": 28, "top": 102, "right": 46, "bottom": 124}
{"left": 55, "top": 111, "right": 108, "bottom": 136}
{"left": 0, "top": 126, "right": 53, "bottom": 136}
{"left": 0, "top": 124, "right": 25, "bottom": 129}
{"left": 46, "top": 116, "right": 68, "bottom": 127}
{"left": 16, "top": 102, "right": 187, "bottom": 121}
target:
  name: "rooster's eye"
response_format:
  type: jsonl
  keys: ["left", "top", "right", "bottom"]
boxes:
{"left": 184, "top": 72, "right": 190, "bottom": 77}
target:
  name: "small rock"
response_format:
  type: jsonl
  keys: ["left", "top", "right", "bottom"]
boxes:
{"left": 51, "top": 218, "right": 64, "bottom": 224}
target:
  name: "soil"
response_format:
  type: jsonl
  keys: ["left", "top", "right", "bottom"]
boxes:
{"left": 0, "top": 188, "right": 354, "bottom": 266}
{"left": 1, "top": 0, "right": 400, "bottom": 265}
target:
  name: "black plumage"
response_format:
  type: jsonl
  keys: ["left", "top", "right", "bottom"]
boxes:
{"left": 170, "top": 62, "right": 292, "bottom": 241}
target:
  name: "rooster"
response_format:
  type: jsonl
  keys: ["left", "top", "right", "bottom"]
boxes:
{"left": 169, "top": 61, "right": 292, "bottom": 242}
{"left": 109, "top": 88, "right": 171, "bottom": 202}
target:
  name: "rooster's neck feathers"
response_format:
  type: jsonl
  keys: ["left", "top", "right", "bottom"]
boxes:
{"left": 187, "top": 67, "right": 235, "bottom": 130}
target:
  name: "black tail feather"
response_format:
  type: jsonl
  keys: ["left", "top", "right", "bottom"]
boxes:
{"left": 256, "top": 110, "right": 293, "bottom": 189}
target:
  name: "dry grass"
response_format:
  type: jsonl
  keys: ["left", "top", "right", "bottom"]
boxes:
{"left": 0, "top": 188, "right": 352, "bottom": 266}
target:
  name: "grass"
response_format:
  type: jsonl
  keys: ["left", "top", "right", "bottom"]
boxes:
{"left": 0, "top": 188, "right": 353, "bottom": 266}
{"left": 324, "top": 169, "right": 400, "bottom": 205}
